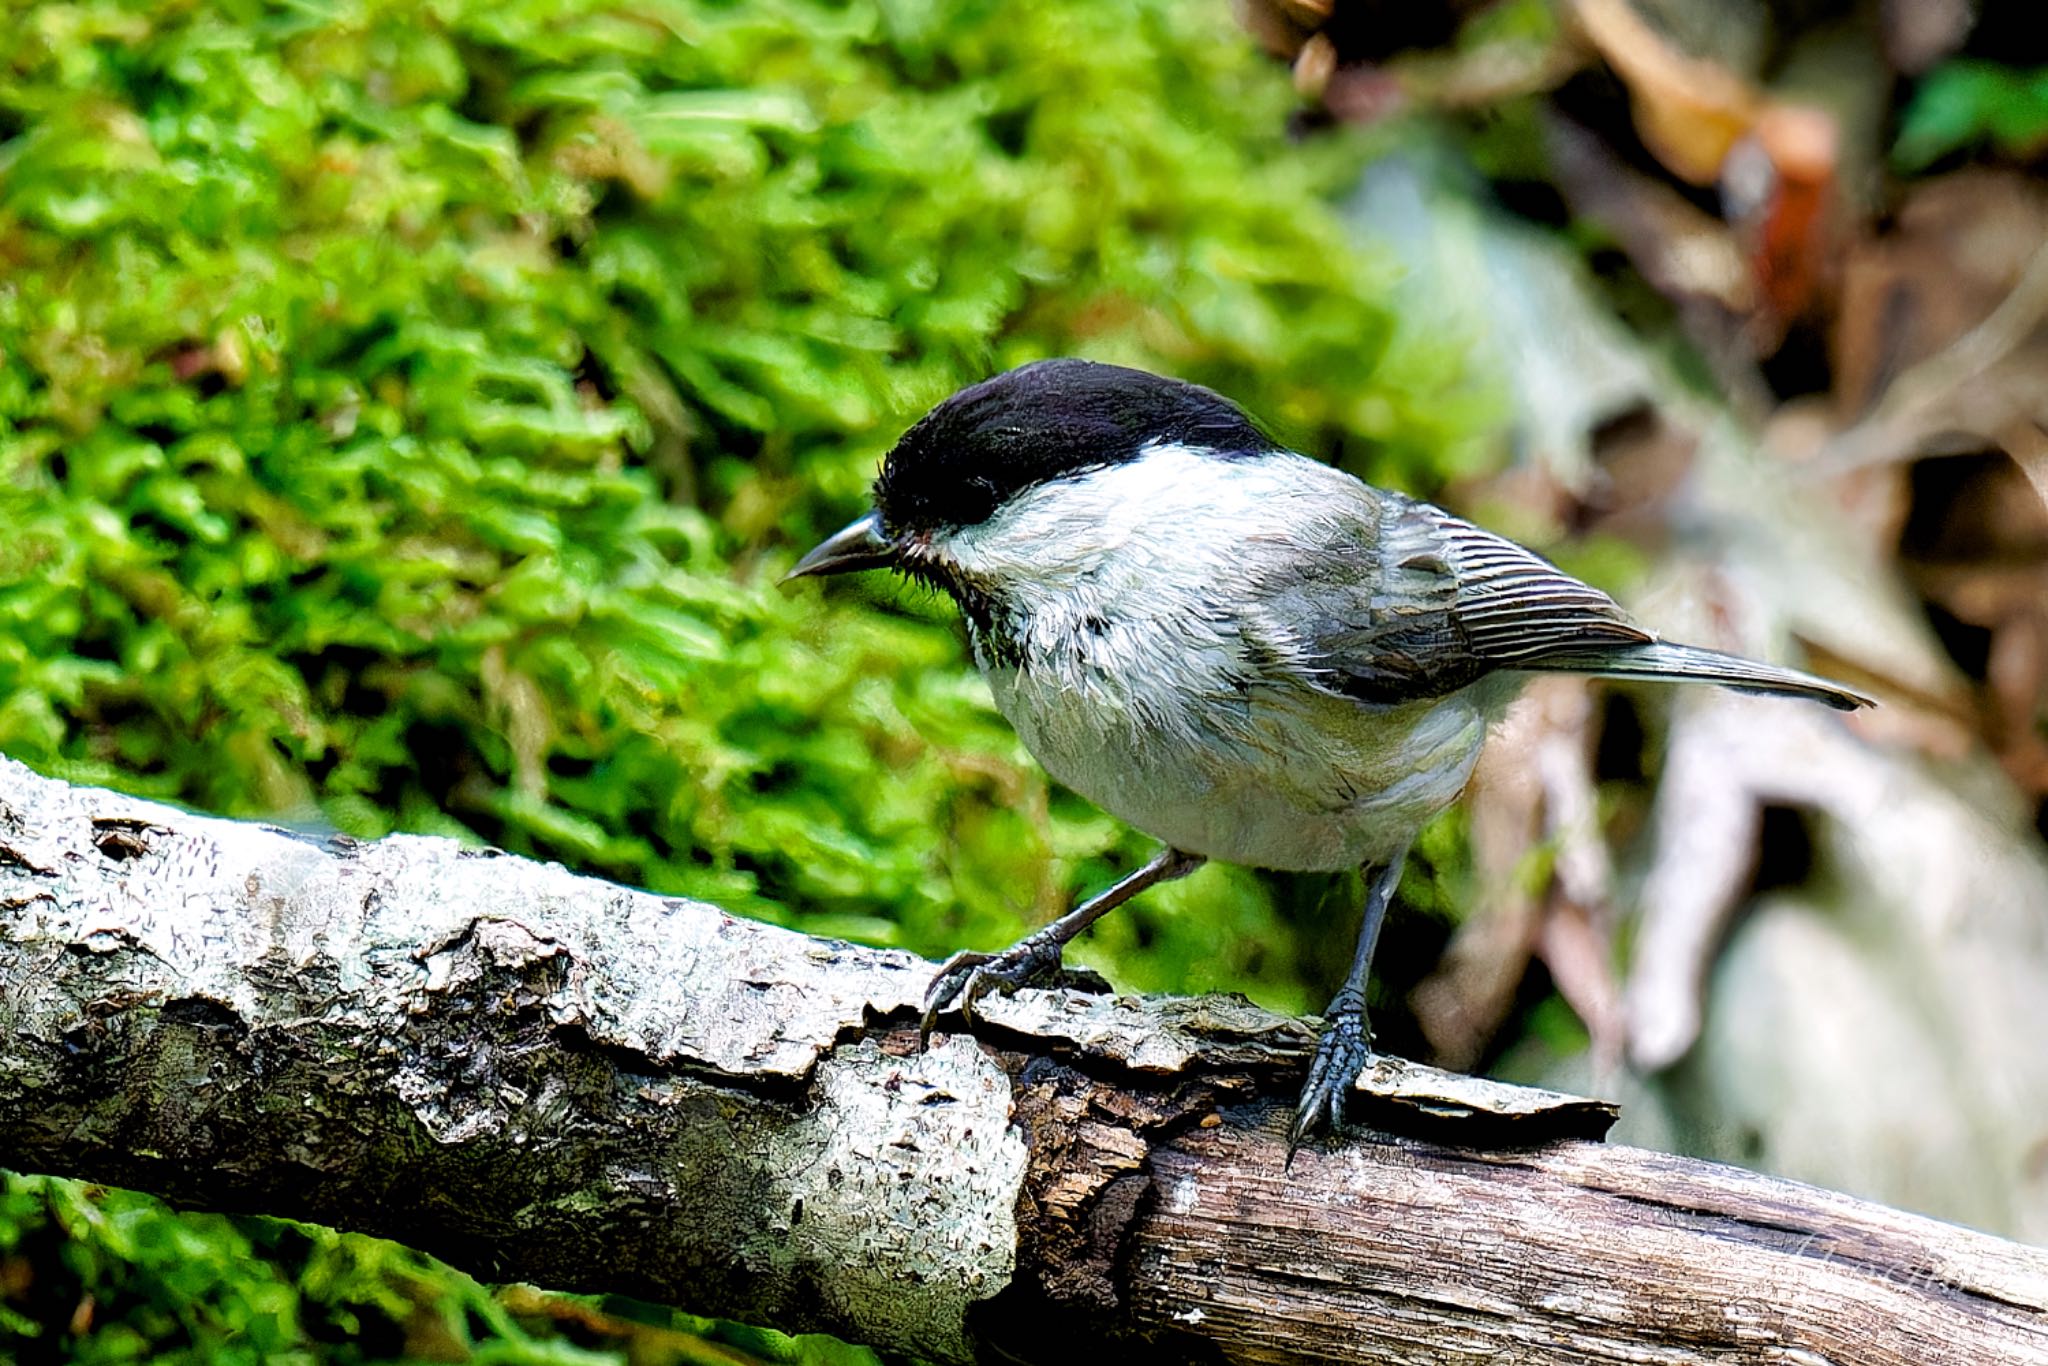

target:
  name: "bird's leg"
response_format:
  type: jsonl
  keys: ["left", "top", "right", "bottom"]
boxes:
{"left": 1290, "top": 846, "right": 1410, "bottom": 1153}
{"left": 920, "top": 845, "right": 1204, "bottom": 1046}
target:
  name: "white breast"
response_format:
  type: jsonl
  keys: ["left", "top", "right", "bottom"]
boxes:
{"left": 942, "top": 446, "right": 1500, "bottom": 872}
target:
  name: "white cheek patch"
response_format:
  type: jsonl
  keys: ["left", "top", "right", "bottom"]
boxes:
{"left": 940, "top": 444, "right": 1357, "bottom": 744}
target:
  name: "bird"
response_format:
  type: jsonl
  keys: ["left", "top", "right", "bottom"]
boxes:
{"left": 786, "top": 357, "right": 1872, "bottom": 1148}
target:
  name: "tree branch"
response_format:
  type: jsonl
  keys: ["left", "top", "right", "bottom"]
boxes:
{"left": 3, "top": 757, "right": 2045, "bottom": 1364}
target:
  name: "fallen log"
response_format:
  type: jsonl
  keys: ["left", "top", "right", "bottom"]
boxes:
{"left": 2, "top": 756, "right": 2044, "bottom": 1363}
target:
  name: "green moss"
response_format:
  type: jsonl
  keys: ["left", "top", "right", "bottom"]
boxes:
{"left": 0, "top": 1174, "right": 612, "bottom": 1364}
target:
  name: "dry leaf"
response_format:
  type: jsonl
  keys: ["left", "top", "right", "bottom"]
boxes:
{"left": 1570, "top": 0, "right": 1761, "bottom": 185}
{"left": 1415, "top": 688, "right": 1547, "bottom": 1071}
{"left": 1722, "top": 104, "right": 1842, "bottom": 347}
{"left": 1293, "top": 31, "right": 1338, "bottom": 99}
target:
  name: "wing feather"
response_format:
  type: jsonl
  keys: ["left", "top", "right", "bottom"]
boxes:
{"left": 1261, "top": 492, "right": 1651, "bottom": 704}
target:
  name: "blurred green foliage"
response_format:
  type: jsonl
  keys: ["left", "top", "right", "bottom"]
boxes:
{"left": 1895, "top": 60, "right": 2048, "bottom": 171}
{"left": 1, "top": 0, "right": 1489, "bottom": 1358}
{"left": 0, "top": 1173, "right": 864, "bottom": 1365}
{"left": 2, "top": 1175, "right": 572, "bottom": 1365}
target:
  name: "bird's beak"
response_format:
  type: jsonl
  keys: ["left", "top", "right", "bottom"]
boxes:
{"left": 783, "top": 510, "right": 896, "bottom": 583}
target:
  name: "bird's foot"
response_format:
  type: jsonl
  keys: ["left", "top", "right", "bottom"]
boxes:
{"left": 918, "top": 932, "right": 1069, "bottom": 1046}
{"left": 1288, "top": 1002, "right": 1373, "bottom": 1157}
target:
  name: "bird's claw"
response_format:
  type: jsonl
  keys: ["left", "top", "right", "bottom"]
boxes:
{"left": 1288, "top": 1005, "right": 1373, "bottom": 1157}
{"left": 917, "top": 934, "right": 1066, "bottom": 1046}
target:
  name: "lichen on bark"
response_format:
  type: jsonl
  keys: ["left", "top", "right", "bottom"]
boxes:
{"left": 0, "top": 756, "right": 1026, "bottom": 1360}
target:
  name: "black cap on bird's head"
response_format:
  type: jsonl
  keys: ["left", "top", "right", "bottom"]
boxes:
{"left": 785, "top": 359, "right": 1277, "bottom": 581}
{"left": 874, "top": 359, "right": 1277, "bottom": 534}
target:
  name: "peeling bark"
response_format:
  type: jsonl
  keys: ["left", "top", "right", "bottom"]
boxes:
{"left": 3, "top": 757, "right": 2046, "bottom": 1364}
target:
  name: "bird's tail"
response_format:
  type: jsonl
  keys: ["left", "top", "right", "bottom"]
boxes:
{"left": 1526, "top": 641, "right": 1873, "bottom": 712}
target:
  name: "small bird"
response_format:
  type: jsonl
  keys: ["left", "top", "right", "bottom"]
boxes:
{"left": 788, "top": 358, "right": 1870, "bottom": 1147}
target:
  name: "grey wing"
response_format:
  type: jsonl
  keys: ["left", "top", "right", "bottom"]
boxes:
{"left": 1260, "top": 492, "right": 1653, "bottom": 704}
